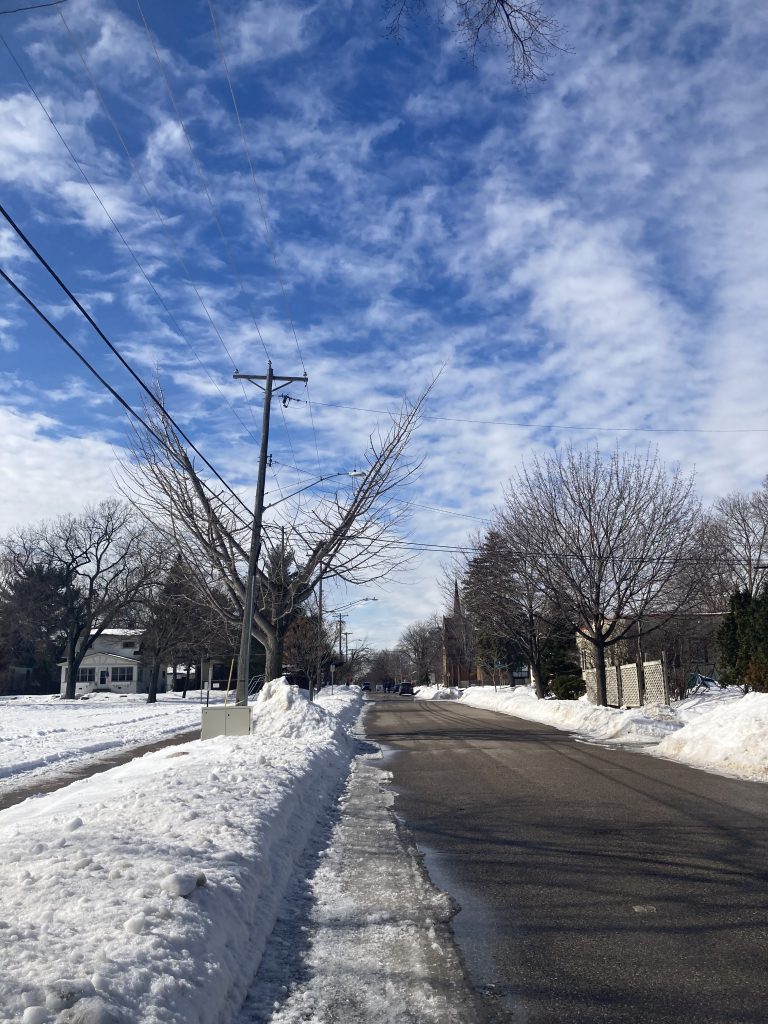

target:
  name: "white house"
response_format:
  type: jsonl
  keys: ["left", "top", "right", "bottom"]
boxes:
{"left": 59, "top": 629, "right": 166, "bottom": 696}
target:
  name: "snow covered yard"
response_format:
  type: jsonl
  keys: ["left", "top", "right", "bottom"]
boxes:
{"left": 424, "top": 683, "right": 768, "bottom": 783}
{"left": 0, "top": 693, "right": 218, "bottom": 797}
{"left": 0, "top": 683, "right": 363, "bottom": 1024}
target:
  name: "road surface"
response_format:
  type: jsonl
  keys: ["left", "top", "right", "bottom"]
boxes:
{"left": 364, "top": 696, "right": 768, "bottom": 1024}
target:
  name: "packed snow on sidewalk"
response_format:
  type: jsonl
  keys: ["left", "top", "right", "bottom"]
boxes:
{"left": 238, "top": 754, "right": 478, "bottom": 1024}
{"left": 0, "top": 692, "right": 221, "bottom": 796}
{"left": 0, "top": 682, "right": 362, "bottom": 1024}
{"left": 417, "top": 683, "right": 768, "bottom": 783}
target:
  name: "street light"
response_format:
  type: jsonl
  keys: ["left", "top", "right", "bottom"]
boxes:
{"left": 320, "top": 597, "right": 377, "bottom": 695}
{"left": 264, "top": 470, "right": 366, "bottom": 510}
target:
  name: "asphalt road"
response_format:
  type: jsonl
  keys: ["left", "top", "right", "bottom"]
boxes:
{"left": 364, "top": 696, "right": 768, "bottom": 1024}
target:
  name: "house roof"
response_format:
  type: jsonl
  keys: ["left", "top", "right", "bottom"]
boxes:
{"left": 58, "top": 653, "right": 141, "bottom": 666}
{"left": 90, "top": 628, "right": 143, "bottom": 636}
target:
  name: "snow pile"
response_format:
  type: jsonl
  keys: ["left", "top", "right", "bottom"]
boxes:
{"left": 0, "top": 693, "right": 214, "bottom": 794}
{"left": 458, "top": 684, "right": 768, "bottom": 782}
{"left": 414, "top": 685, "right": 462, "bottom": 701}
{"left": 655, "top": 691, "right": 768, "bottom": 781}
{"left": 0, "top": 682, "right": 362, "bottom": 1024}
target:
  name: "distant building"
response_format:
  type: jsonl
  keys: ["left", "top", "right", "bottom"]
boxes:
{"left": 441, "top": 582, "right": 477, "bottom": 686}
{"left": 59, "top": 629, "right": 162, "bottom": 697}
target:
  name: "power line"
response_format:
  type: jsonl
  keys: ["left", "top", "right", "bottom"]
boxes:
{"left": 307, "top": 400, "right": 768, "bottom": 436}
{"left": 0, "top": 31, "right": 265, "bottom": 453}
{"left": 0, "top": 0, "right": 66, "bottom": 13}
{"left": 0, "top": 265, "right": 251, "bottom": 527}
{"left": 133, "top": 0, "right": 303, "bottom": 498}
{"left": 56, "top": 9, "right": 264, "bottom": 431}
{"left": 206, "top": 0, "right": 324, "bottom": 474}
{"left": 0, "top": 202, "right": 251, "bottom": 517}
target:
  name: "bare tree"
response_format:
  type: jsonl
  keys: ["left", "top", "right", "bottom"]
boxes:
{"left": 3, "top": 501, "right": 157, "bottom": 699}
{"left": 368, "top": 648, "right": 404, "bottom": 687}
{"left": 385, "top": 0, "right": 561, "bottom": 85}
{"left": 337, "top": 641, "right": 373, "bottom": 685}
{"left": 398, "top": 615, "right": 442, "bottom": 684}
{"left": 503, "top": 446, "right": 702, "bottom": 706}
{"left": 707, "top": 482, "right": 768, "bottom": 600}
{"left": 122, "top": 389, "right": 428, "bottom": 690}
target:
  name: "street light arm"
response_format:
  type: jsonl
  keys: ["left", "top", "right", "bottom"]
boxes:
{"left": 263, "top": 471, "right": 366, "bottom": 511}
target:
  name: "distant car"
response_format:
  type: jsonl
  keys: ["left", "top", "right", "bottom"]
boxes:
{"left": 399, "top": 682, "right": 414, "bottom": 696}
{"left": 361, "top": 682, "right": 372, "bottom": 691}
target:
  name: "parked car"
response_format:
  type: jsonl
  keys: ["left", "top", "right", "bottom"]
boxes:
{"left": 399, "top": 682, "right": 414, "bottom": 696}
{"left": 361, "top": 682, "right": 372, "bottom": 691}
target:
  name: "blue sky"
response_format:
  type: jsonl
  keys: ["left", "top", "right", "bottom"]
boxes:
{"left": 1, "top": 0, "right": 768, "bottom": 648}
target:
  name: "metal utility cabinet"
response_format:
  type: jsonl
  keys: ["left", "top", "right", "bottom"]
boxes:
{"left": 200, "top": 706, "right": 253, "bottom": 739}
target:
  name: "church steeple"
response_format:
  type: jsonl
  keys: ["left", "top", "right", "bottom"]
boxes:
{"left": 453, "top": 579, "right": 461, "bottom": 617}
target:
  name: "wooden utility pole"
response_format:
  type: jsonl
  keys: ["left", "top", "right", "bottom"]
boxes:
{"left": 233, "top": 362, "right": 307, "bottom": 705}
{"left": 314, "top": 568, "right": 323, "bottom": 703}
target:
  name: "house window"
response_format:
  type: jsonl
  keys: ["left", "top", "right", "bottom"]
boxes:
{"left": 112, "top": 667, "right": 134, "bottom": 683}
{"left": 76, "top": 667, "right": 95, "bottom": 683}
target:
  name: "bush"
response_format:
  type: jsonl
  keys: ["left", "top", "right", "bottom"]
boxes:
{"left": 548, "top": 672, "right": 586, "bottom": 700}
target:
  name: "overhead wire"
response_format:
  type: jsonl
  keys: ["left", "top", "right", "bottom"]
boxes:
{"left": 0, "top": 202, "right": 252, "bottom": 518}
{"left": 133, "top": 0, "right": 304, "bottom": 503}
{"left": 0, "top": 0, "right": 66, "bottom": 13}
{"left": 0, "top": 265, "right": 252, "bottom": 527}
{"left": 205, "top": 0, "right": 325, "bottom": 475}
{"left": 0, "top": 30, "right": 265, "bottom": 452}
{"left": 306, "top": 400, "right": 768, "bottom": 435}
{"left": 56, "top": 8, "right": 265, "bottom": 440}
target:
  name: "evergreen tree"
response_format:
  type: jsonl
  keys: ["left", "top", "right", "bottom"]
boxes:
{"left": 718, "top": 590, "right": 768, "bottom": 692}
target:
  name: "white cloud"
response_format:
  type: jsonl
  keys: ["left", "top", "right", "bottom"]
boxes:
{"left": 0, "top": 405, "right": 125, "bottom": 535}
{"left": 217, "top": 0, "right": 316, "bottom": 66}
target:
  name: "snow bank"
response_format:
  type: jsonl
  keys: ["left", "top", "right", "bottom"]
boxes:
{"left": 0, "top": 682, "right": 362, "bottom": 1024}
{"left": 413, "top": 685, "right": 461, "bottom": 701}
{"left": 655, "top": 691, "right": 768, "bottom": 781}
{"left": 0, "top": 693, "right": 215, "bottom": 794}
{"left": 458, "top": 684, "right": 768, "bottom": 783}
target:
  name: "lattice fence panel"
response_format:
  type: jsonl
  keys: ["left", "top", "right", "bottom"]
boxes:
{"left": 583, "top": 668, "right": 597, "bottom": 703}
{"left": 620, "top": 663, "right": 641, "bottom": 707}
{"left": 643, "top": 660, "right": 668, "bottom": 704}
{"left": 606, "top": 665, "right": 620, "bottom": 706}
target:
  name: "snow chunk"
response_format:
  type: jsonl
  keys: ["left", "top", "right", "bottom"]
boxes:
{"left": 160, "top": 870, "right": 206, "bottom": 897}
{"left": 123, "top": 914, "right": 146, "bottom": 935}
{"left": 45, "top": 978, "right": 95, "bottom": 1011}
{"left": 66, "top": 817, "right": 84, "bottom": 832}
{"left": 58, "top": 995, "right": 124, "bottom": 1023}
{"left": 22, "top": 1008, "right": 48, "bottom": 1024}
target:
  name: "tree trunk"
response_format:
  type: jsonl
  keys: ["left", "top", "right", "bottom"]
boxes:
{"left": 64, "top": 650, "right": 77, "bottom": 700}
{"left": 593, "top": 635, "right": 608, "bottom": 706}
{"left": 529, "top": 659, "right": 546, "bottom": 700}
{"left": 147, "top": 660, "right": 161, "bottom": 704}
{"left": 264, "top": 635, "right": 284, "bottom": 682}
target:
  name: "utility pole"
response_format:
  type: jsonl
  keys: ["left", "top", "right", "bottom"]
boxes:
{"left": 338, "top": 613, "right": 344, "bottom": 662}
{"left": 313, "top": 568, "right": 323, "bottom": 703}
{"left": 233, "top": 362, "right": 307, "bottom": 705}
